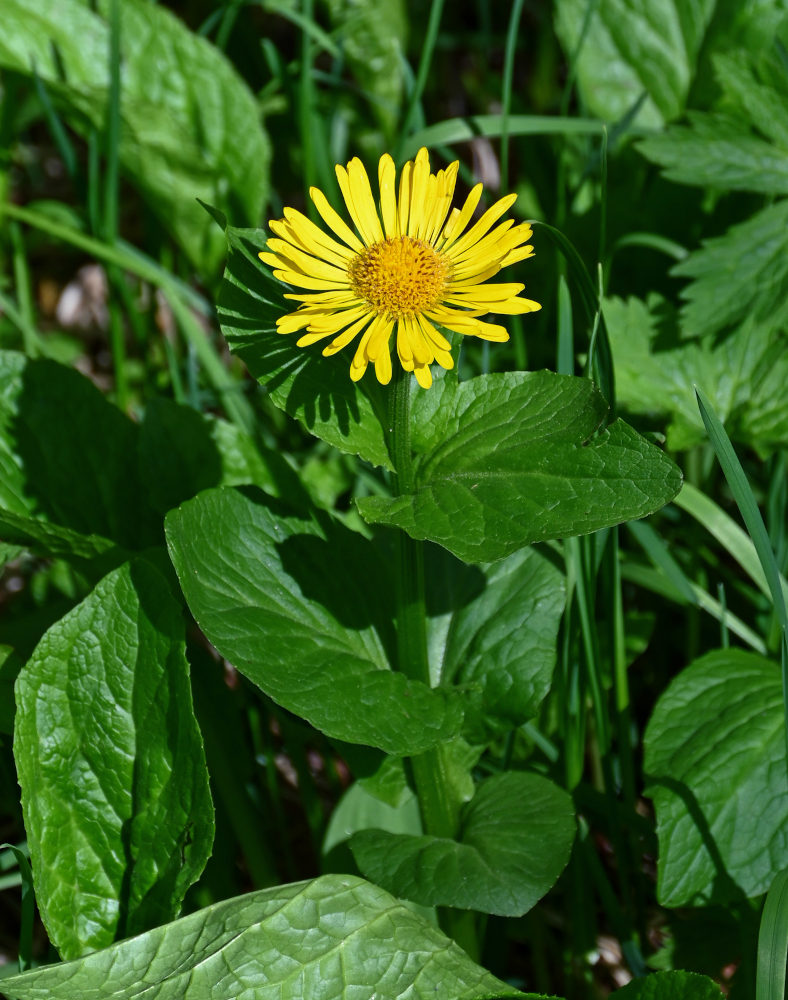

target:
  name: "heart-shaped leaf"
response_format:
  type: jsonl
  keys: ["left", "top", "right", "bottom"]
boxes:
{"left": 351, "top": 771, "right": 575, "bottom": 915}
{"left": 166, "top": 486, "right": 463, "bottom": 755}
{"left": 359, "top": 371, "right": 682, "bottom": 563}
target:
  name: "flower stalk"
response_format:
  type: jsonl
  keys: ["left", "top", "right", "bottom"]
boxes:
{"left": 387, "top": 367, "right": 476, "bottom": 955}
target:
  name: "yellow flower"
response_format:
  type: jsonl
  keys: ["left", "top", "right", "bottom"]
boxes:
{"left": 259, "top": 147, "right": 541, "bottom": 389}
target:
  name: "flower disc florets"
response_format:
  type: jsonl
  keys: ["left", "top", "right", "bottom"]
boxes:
{"left": 348, "top": 237, "right": 450, "bottom": 319}
{"left": 260, "top": 147, "right": 541, "bottom": 388}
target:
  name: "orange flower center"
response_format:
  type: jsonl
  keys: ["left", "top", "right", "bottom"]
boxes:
{"left": 348, "top": 236, "right": 450, "bottom": 318}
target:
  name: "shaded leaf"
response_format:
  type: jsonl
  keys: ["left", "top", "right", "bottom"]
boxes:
{"left": 358, "top": 372, "right": 682, "bottom": 563}
{"left": 426, "top": 543, "right": 565, "bottom": 736}
{"left": 217, "top": 225, "right": 391, "bottom": 469}
{"left": 165, "top": 486, "right": 463, "bottom": 755}
{"left": 351, "top": 771, "right": 575, "bottom": 916}
{"left": 0, "top": 874, "right": 527, "bottom": 1000}
{"left": 139, "top": 397, "right": 305, "bottom": 515}
{"left": 0, "top": 0, "right": 268, "bottom": 273}
{"left": 13, "top": 559, "right": 214, "bottom": 959}
{"left": 611, "top": 970, "right": 723, "bottom": 998}
{"left": 644, "top": 649, "right": 788, "bottom": 906}
{"left": 0, "top": 351, "right": 158, "bottom": 550}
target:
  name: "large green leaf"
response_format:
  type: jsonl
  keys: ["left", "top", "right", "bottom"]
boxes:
{"left": 217, "top": 225, "right": 390, "bottom": 469}
{"left": 165, "top": 486, "right": 463, "bottom": 755}
{"left": 0, "top": 0, "right": 268, "bottom": 273}
{"left": 644, "top": 649, "right": 788, "bottom": 907}
{"left": 351, "top": 771, "right": 575, "bottom": 916}
{"left": 0, "top": 875, "right": 530, "bottom": 1000}
{"left": 426, "top": 543, "right": 565, "bottom": 736}
{"left": 554, "top": 0, "right": 717, "bottom": 126}
{"left": 611, "top": 970, "right": 724, "bottom": 998}
{"left": 13, "top": 559, "right": 213, "bottom": 960}
{"left": 0, "top": 351, "right": 158, "bottom": 551}
{"left": 605, "top": 295, "right": 788, "bottom": 452}
{"left": 358, "top": 372, "right": 682, "bottom": 564}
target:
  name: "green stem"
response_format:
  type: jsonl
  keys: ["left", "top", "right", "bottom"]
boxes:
{"left": 387, "top": 368, "right": 471, "bottom": 947}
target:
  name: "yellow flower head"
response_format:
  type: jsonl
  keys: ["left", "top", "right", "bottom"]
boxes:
{"left": 259, "top": 147, "right": 541, "bottom": 389}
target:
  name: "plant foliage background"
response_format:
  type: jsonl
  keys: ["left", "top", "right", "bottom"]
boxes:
{"left": 0, "top": 1, "right": 787, "bottom": 999}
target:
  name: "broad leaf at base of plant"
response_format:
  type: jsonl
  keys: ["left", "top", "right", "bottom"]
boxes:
{"left": 13, "top": 558, "right": 214, "bottom": 959}
{"left": 0, "top": 875, "right": 532, "bottom": 1000}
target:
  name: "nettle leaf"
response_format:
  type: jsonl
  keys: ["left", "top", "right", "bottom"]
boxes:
{"left": 139, "top": 397, "right": 306, "bottom": 515}
{"left": 13, "top": 559, "right": 213, "bottom": 960}
{"left": 351, "top": 771, "right": 575, "bottom": 916}
{"left": 670, "top": 200, "right": 788, "bottom": 340}
{"left": 639, "top": 49, "right": 788, "bottom": 194}
{"left": 217, "top": 225, "right": 391, "bottom": 469}
{"left": 644, "top": 649, "right": 788, "bottom": 907}
{"left": 0, "top": 875, "right": 529, "bottom": 1000}
{"left": 0, "top": 0, "right": 268, "bottom": 274}
{"left": 611, "top": 970, "right": 724, "bottom": 999}
{"left": 605, "top": 295, "right": 788, "bottom": 453}
{"left": 165, "top": 486, "right": 463, "bottom": 755}
{"left": 554, "top": 0, "right": 716, "bottom": 126}
{"left": 358, "top": 372, "right": 682, "bottom": 564}
{"left": 638, "top": 113, "right": 788, "bottom": 195}
{"left": 426, "top": 543, "right": 565, "bottom": 736}
{"left": 0, "top": 350, "right": 158, "bottom": 553}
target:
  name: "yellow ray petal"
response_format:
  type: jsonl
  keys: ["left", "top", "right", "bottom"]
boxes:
{"left": 272, "top": 268, "right": 348, "bottom": 291}
{"left": 309, "top": 186, "right": 364, "bottom": 252}
{"left": 443, "top": 193, "right": 518, "bottom": 258}
{"left": 425, "top": 161, "right": 460, "bottom": 244}
{"left": 378, "top": 154, "right": 398, "bottom": 239}
{"left": 281, "top": 207, "right": 356, "bottom": 262}
{"left": 267, "top": 238, "right": 349, "bottom": 283}
{"left": 437, "top": 182, "right": 482, "bottom": 247}
{"left": 323, "top": 314, "right": 373, "bottom": 356}
{"left": 397, "top": 159, "right": 413, "bottom": 236}
{"left": 415, "top": 313, "right": 451, "bottom": 354}
{"left": 336, "top": 160, "right": 384, "bottom": 247}
{"left": 407, "top": 148, "right": 431, "bottom": 239}
{"left": 414, "top": 363, "right": 433, "bottom": 388}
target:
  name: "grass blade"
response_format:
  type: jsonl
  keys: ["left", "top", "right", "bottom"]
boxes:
{"left": 756, "top": 867, "right": 788, "bottom": 1000}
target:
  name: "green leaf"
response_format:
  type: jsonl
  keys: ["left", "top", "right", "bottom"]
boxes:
{"left": 426, "top": 543, "right": 565, "bottom": 736}
{"left": 638, "top": 114, "right": 788, "bottom": 195}
{"left": 13, "top": 559, "right": 214, "bottom": 959}
{"left": 0, "top": 509, "right": 119, "bottom": 564}
{"left": 351, "top": 771, "right": 575, "bottom": 916}
{"left": 323, "top": 767, "right": 421, "bottom": 856}
{"left": 644, "top": 649, "right": 788, "bottom": 906}
{"left": 0, "top": 0, "right": 268, "bottom": 274}
{"left": 757, "top": 868, "right": 788, "bottom": 1000}
{"left": 358, "top": 372, "right": 682, "bottom": 564}
{"left": 605, "top": 295, "right": 788, "bottom": 451}
{"left": 0, "top": 351, "right": 158, "bottom": 550}
{"left": 554, "top": 0, "right": 717, "bottom": 125}
{"left": 217, "top": 225, "right": 391, "bottom": 469}
{"left": 165, "top": 486, "right": 463, "bottom": 755}
{"left": 611, "top": 970, "right": 724, "bottom": 998}
{"left": 0, "top": 645, "right": 23, "bottom": 735}
{"left": 139, "top": 397, "right": 306, "bottom": 515}
{"left": 0, "top": 874, "right": 525, "bottom": 1000}
{"left": 322, "top": 0, "right": 407, "bottom": 133}
{"left": 669, "top": 200, "right": 788, "bottom": 340}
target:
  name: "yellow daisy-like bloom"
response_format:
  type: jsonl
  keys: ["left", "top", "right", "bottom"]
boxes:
{"left": 259, "top": 147, "right": 541, "bottom": 389}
